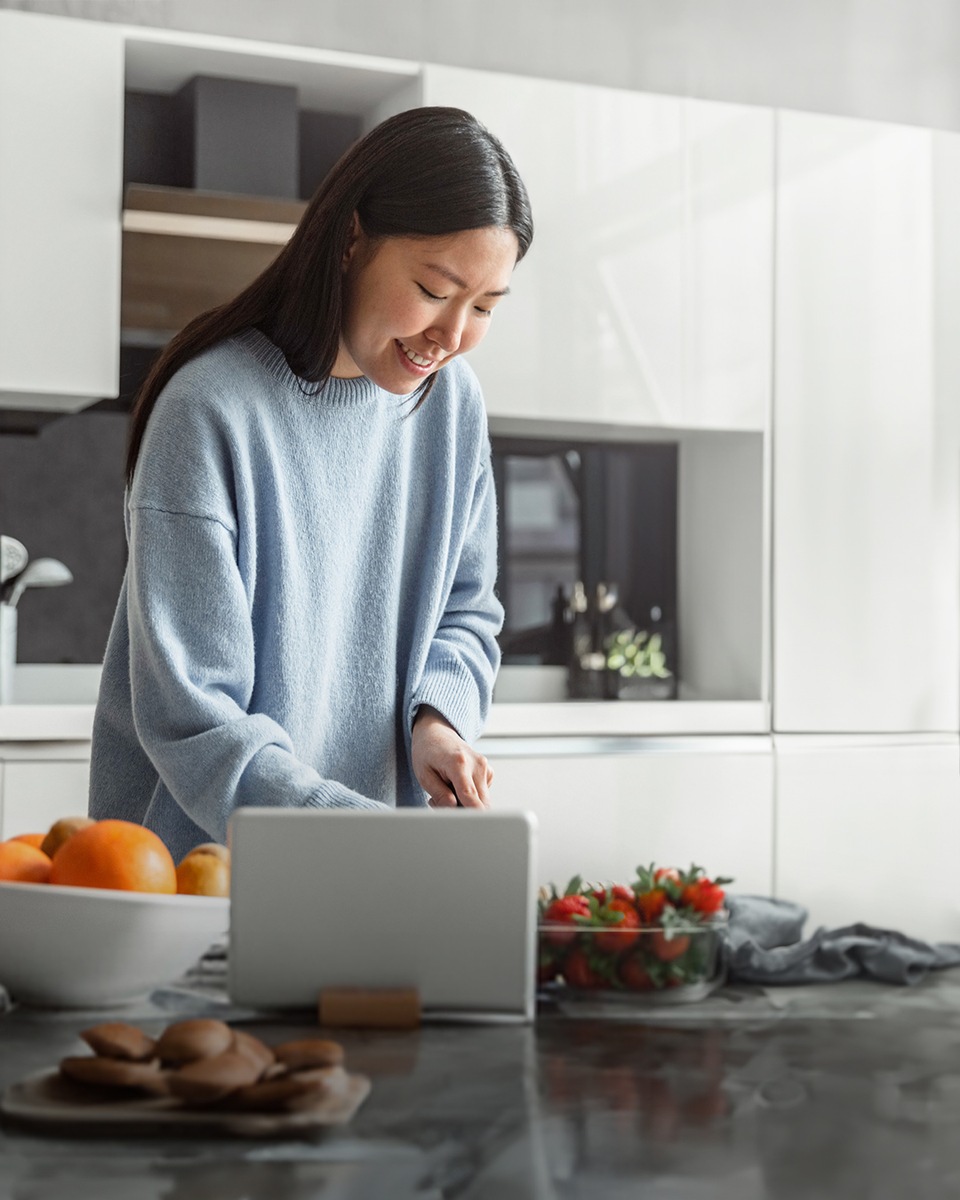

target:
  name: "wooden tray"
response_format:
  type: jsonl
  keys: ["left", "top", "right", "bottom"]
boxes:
{"left": 1, "top": 1069, "right": 371, "bottom": 1138}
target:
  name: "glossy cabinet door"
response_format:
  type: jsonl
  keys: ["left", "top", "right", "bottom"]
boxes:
{"left": 481, "top": 738, "right": 774, "bottom": 894}
{"left": 683, "top": 101, "right": 774, "bottom": 430}
{"left": 773, "top": 112, "right": 960, "bottom": 731}
{"left": 0, "top": 12, "right": 123, "bottom": 411}
{"left": 421, "top": 65, "right": 773, "bottom": 431}
{"left": 774, "top": 737, "right": 960, "bottom": 942}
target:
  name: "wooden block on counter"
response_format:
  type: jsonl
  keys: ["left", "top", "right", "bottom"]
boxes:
{"left": 318, "top": 987, "right": 421, "bottom": 1030}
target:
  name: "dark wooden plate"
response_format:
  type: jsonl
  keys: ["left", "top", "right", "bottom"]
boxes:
{"left": 1, "top": 1068, "right": 371, "bottom": 1138}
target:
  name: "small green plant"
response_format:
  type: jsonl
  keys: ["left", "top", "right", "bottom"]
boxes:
{"left": 604, "top": 628, "right": 672, "bottom": 679}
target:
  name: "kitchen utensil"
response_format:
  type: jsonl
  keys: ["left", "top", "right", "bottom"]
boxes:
{"left": 5, "top": 558, "right": 73, "bottom": 609}
{"left": 0, "top": 604, "right": 15, "bottom": 705}
{"left": 0, "top": 536, "right": 27, "bottom": 585}
{"left": 0, "top": 881, "right": 229, "bottom": 1008}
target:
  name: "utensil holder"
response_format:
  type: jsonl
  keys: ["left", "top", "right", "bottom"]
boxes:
{"left": 0, "top": 604, "right": 16, "bottom": 705}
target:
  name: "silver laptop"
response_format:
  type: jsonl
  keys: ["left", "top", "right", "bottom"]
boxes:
{"left": 227, "top": 808, "right": 538, "bottom": 1022}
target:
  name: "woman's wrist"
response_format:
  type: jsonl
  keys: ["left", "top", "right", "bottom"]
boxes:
{"left": 413, "top": 703, "right": 450, "bottom": 730}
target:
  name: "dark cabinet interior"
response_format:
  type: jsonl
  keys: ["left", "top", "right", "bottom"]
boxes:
{"left": 492, "top": 436, "right": 678, "bottom": 674}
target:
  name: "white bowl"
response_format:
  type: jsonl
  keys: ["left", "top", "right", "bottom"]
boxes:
{"left": 0, "top": 881, "right": 229, "bottom": 1009}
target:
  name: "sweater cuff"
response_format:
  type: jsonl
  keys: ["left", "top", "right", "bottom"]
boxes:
{"left": 412, "top": 660, "right": 487, "bottom": 746}
{"left": 304, "top": 781, "right": 390, "bottom": 811}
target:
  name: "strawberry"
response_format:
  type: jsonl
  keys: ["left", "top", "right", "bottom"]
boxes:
{"left": 595, "top": 898, "right": 641, "bottom": 954}
{"left": 537, "top": 934, "right": 565, "bottom": 984}
{"left": 541, "top": 894, "right": 591, "bottom": 945}
{"left": 619, "top": 956, "right": 653, "bottom": 992}
{"left": 680, "top": 878, "right": 726, "bottom": 915}
{"left": 650, "top": 929, "right": 691, "bottom": 962}
{"left": 636, "top": 888, "right": 667, "bottom": 925}
{"left": 591, "top": 884, "right": 636, "bottom": 905}
{"left": 562, "top": 948, "right": 605, "bottom": 990}
{"left": 634, "top": 864, "right": 684, "bottom": 924}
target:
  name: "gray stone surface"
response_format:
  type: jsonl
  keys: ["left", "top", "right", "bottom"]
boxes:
{"left": 3, "top": 973, "right": 960, "bottom": 1197}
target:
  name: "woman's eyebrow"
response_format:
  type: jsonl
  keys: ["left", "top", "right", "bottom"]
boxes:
{"left": 422, "top": 262, "right": 511, "bottom": 297}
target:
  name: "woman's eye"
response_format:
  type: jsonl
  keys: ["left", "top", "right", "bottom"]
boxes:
{"left": 474, "top": 306, "right": 492, "bottom": 317}
{"left": 417, "top": 284, "right": 444, "bottom": 301}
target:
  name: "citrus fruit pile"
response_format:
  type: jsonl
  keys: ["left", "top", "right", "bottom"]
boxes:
{"left": 0, "top": 817, "right": 229, "bottom": 897}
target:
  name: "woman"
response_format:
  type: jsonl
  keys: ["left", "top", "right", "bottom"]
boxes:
{"left": 88, "top": 106, "right": 533, "bottom": 863}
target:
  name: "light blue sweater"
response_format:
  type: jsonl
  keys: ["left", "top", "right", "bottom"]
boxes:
{"left": 89, "top": 329, "right": 504, "bottom": 863}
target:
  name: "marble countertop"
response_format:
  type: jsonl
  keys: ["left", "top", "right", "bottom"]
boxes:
{"left": 2, "top": 974, "right": 960, "bottom": 1197}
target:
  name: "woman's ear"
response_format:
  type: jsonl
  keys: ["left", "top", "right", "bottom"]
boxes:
{"left": 341, "top": 211, "right": 362, "bottom": 271}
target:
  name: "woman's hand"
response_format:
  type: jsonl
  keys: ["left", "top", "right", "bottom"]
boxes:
{"left": 411, "top": 706, "right": 493, "bottom": 808}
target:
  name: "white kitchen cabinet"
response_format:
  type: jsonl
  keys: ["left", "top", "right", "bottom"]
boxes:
{"left": 0, "top": 11, "right": 124, "bottom": 411}
{"left": 421, "top": 65, "right": 773, "bottom": 432}
{"left": 480, "top": 737, "right": 774, "bottom": 894}
{"left": 773, "top": 111, "right": 960, "bottom": 732}
{"left": 683, "top": 102, "right": 774, "bottom": 430}
{"left": 0, "top": 749, "right": 91, "bottom": 840}
{"left": 774, "top": 736, "right": 960, "bottom": 942}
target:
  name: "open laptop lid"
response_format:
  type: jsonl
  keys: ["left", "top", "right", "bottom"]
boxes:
{"left": 227, "top": 808, "right": 538, "bottom": 1022}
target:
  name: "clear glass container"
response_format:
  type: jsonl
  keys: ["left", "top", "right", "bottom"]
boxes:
{"left": 538, "top": 913, "right": 727, "bottom": 1008}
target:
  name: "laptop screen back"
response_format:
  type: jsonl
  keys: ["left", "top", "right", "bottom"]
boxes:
{"left": 227, "top": 808, "right": 538, "bottom": 1020}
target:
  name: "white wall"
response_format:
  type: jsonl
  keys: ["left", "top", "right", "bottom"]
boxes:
{"left": 4, "top": 0, "right": 960, "bottom": 133}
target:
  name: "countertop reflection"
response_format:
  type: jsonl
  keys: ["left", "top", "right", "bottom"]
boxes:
{"left": 2, "top": 975, "right": 960, "bottom": 1199}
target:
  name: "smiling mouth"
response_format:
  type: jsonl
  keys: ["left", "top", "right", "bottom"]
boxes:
{"left": 397, "top": 340, "right": 439, "bottom": 370}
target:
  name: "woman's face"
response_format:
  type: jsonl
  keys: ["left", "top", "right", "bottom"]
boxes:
{"left": 334, "top": 223, "right": 519, "bottom": 392}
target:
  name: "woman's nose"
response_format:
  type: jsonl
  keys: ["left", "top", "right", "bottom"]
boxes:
{"left": 426, "top": 314, "right": 465, "bottom": 355}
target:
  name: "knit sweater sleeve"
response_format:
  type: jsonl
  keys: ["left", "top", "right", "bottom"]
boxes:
{"left": 410, "top": 444, "right": 504, "bottom": 744}
{"left": 125, "top": 503, "right": 385, "bottom": 844}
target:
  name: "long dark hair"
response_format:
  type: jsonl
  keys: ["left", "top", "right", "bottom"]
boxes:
{"left": 125, "top": 106, "right": 534, "bottom": 485}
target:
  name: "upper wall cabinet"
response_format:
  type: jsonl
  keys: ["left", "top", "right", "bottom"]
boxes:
{"left": 773, "top": 112, "right": 960, "bottom": 732}
{"left": 420, "top": 65, "right": 774, "bottom": 432}
{"left": 0, "top": 12, "right": 124, "bottom": 412}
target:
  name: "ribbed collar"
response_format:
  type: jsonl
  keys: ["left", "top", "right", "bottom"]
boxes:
{"left": 235, "top": 327, "right": 385, "bottom": 408}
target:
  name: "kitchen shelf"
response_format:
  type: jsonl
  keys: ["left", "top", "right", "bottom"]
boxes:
{"left": 482, "top": 700, "right": 769, "bottom": 739}
{"left": 0, "top": 667, "right": 769, "bottom": 743}
{"left": 0, "top": 707, "right": 95, "bottom": 743}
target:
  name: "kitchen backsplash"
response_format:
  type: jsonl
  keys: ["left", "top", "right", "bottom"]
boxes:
{"left": 0, "top": 411, "right": 127, "bottom": 663}
{"left": 1, "top": 410, "right": 679, "bottom": 671}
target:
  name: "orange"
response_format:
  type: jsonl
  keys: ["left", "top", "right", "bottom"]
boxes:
{"left": 176, "top": 849, "right": 230, "bottom": 898}
{"left": 186, "top": 842, "right": 230, "bottom": 865}
{"left": 48, "top": 819, "right": 177, "bottom": 894}
{"left": 0, "top": 840, "right": 52, "bottom": 884}
{"left": 10, "top": 832, "right": 47, "bottom": 853}
{"left": 41, "top": 815, "right": 95, "bottom": 860}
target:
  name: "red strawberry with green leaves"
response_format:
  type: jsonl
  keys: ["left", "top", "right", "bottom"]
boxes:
{"left": 562, "top": 947, "right": 605, "bottom": 990}
{"left": 634, "top": 864, "right": 680, "bottom": 924}
{"left": 619, "top": 955, "right": 654, "bottom": 991}
{"left": 595, "top": 897, "right": 641, "bottom": 954}
{"left": 637, "top": 888, "right": 667, "bottom": 924}
{"left": 537, "top": 940, "right": 563, "bottom": 984}
{"left": 650, "top": 929, "right": 691, "bottom": 961}
{"left": 591, "top": 883, "right": 636, "bottom": 906}
{"left": 681, "top": 878, "right": 727, "bottom": 915}
{"left": 541, "top": 893, "right": 591, "bottom": 944}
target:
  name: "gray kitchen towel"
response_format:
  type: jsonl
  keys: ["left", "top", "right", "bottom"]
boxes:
{"left": 723, "top": 895, "right": 960, "bottom": 986}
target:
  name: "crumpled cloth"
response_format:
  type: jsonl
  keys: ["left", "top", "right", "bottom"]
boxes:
{"left": 722, "top": 895, "right": 960, "bottom": 986}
